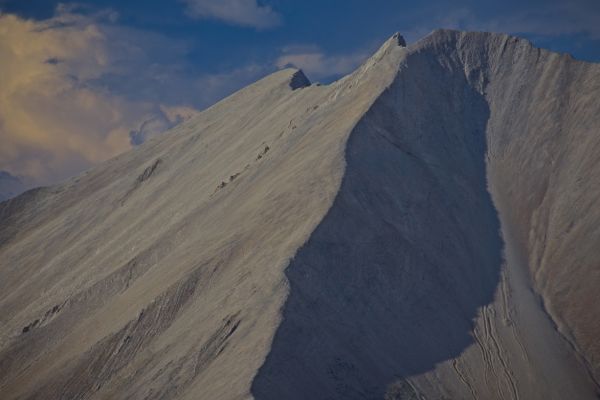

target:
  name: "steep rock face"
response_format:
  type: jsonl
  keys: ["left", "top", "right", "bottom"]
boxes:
{"left": 252, "top": 36, "right": 502, "bottom": 399}
{"left": 253, "top": 30, "right": 600, "bottom": 400}
{"left": 417, "top": 30, "right": 600, "bottom": 395}
{"left": 0, "top": 38, "right": 405, "bottom": 399}
{"left": 1, "top": 30, "right": 600, "bottom": 400}
{"left": 479, "top": 32, "right": 600, "bottom": 381}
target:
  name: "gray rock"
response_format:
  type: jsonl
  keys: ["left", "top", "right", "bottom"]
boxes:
{"left": 1, "top": 29, "right": 599, "bottom": 400}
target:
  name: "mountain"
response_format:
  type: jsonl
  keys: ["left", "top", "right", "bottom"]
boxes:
{"left": 1, "top": 30, "right": 600, "bottom": 399}
{"left": 0, "top": 171, "right": 25, "bottom": 202}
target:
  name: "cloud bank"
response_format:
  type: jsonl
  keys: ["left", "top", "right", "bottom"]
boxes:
{"left": 0, "top": 9, "right": 134, "bottom": 184}
{"left": 0, "top": 6, "right": 268, "bottom": 187}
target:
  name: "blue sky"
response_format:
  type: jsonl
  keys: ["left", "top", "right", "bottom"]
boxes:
{"left": 0, "top": 0, "right": 599, "bottom": 186}
{"left": 5, "top": 1, "right": 600, "bottom": 74}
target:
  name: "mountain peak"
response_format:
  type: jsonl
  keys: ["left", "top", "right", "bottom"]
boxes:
{"left": 288, "top": 69, "right": 311, "bottom": 90}
{"left": 2, "top": 29, "right": 600, "bottom": 400}
{"left": 391, "top": 32, "right": 406, "bottom": 47}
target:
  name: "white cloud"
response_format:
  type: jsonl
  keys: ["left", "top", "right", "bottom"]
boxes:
{"left": 182, "top": 0, "right": 281, "bottom": 29}
{"left": 275, "top": 45, "right": 369, "bottom": 81}
{"left": 129, "top": 105, "right": 199, "bottom": 146}
{"left": 0, "top": 7, "right": 270, "bottom": 187}
{"left": 0, "top": 10, "right": 135, "bottom": 184}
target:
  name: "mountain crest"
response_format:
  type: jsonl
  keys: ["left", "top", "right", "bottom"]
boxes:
{"left": 391, "top": 31, "right": 406, "bottom": 46}
{"left": 1, "top": 30, "right": 600, "bottom": 400}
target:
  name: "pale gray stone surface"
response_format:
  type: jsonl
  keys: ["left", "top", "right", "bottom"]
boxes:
{"left": 1, "top": 30, "right": 599, "bottom": 399}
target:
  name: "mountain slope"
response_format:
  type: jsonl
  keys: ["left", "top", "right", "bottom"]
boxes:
{"left": 0, "top": 37, "right": 404, "bottom": 400}
{"left": 1, "top": 30, "right": 599, "bottom": 399}
{"left": 253, "top": 30, "right": 600, "bottom": 400}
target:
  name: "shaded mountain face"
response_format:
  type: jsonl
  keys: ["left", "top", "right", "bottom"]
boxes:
{"left": 252, "top": 38, "right": 503, "bottom": 399}
{"left": 1, "top": 30, "right": 599, "bottom": 400}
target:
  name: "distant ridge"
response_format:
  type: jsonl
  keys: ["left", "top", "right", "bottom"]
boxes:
{"left": 0, "top": 171, "right": 25, "bottom": 202}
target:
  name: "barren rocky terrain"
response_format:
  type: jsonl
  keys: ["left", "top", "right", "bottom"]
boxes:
{"left": 1, "top": 29, "right": 599, "bottom": 399}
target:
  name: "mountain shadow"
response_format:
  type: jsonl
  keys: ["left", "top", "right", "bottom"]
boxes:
{"left": 252, "top": 40, "right": 503, "bottom": 399}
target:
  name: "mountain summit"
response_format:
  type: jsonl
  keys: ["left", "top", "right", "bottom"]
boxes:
{"left": 1, "top": 30, "right": 600, "bottom": 399}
